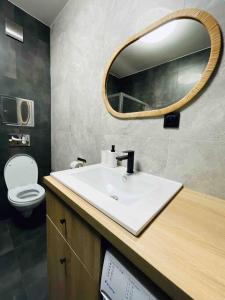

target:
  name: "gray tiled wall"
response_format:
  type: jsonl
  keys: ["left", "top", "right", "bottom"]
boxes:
{"left": 51, "top": 0, "right": 225, "bottom": 200}
{"left": 0, "top": 0, "right": 51, "bottom": 220}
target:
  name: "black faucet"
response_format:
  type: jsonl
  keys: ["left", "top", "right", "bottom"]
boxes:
{"left": 116, "top": 150, "right": 134, "bottom": 174}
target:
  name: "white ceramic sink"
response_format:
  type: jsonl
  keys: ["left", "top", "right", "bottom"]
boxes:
{"left": 51, "top": 164, "right": 182, "bottom": 236}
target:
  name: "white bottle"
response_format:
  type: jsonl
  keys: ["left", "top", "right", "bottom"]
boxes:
{"left": 101, "top": 150, "right": 108, "bottom": 166}
{"left": 107, "top": 145, "right": 117, "bottom": 168}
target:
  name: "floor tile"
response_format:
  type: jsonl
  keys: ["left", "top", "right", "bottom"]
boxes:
{"left": 0, "top": 218, "right": 48, "bottom": 299}
{"left": 0, "top": 218, "right": 11, "bottom": 231}
{"left": 9, "top": 219, "right": 46, "bottom": 248}
{"left": 22, "top": 258, "right": 47, "bottom": 286}
{"left": 0, "top": 287, "right": 28, "bottom": 300}
{"left": 0, "top": 250, "right": 22, "bottom": 295}
{"left": 26, "top": 275, "right": 48, "bottom": 300}
{"left": 0, "top": 219, "right": 14, "bottom": 255}
{"left": 15, "top": 231, "right": 46, "bottom": 275}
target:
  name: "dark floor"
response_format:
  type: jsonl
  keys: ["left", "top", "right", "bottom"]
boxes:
{"left": 0, "top": 206, "right": 48, "bottom": 300}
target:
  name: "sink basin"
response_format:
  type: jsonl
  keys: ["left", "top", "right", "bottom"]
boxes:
{"left": 51, "top": 164, "right": 182, "bottom": 235}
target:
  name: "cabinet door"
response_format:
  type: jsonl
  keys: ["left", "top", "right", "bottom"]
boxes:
{"left": 64, "top": 240, "right": 99, "bottom": 300}
{"left": 47, "top": 189, "right": 102, "bottom": 279}
{"left": 64, "top": 205, "right": 102, "bottom": 280}
{"left": 47, "top": 218, "right": 99, "bottom": 300}
{"left": 47, "top": 217, "right": 67, "bottom": 300}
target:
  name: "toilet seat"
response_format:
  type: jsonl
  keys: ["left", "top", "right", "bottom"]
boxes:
{"left": 4, "top": 154, "right": 45, "bottom": 218}
{"left": 4, "top": 154, "right": 38, "bottom": 190}
{"left": 8, "top": 183, "right": 45, "bottom": 207}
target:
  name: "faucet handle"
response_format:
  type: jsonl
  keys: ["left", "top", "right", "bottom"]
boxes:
{"left": 122, "top": 150, "right": 134, "bottom": 154}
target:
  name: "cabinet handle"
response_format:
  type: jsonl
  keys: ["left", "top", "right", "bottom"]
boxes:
{"left": 60, "top": 218, "right": 66, "bottom": 225}
{"left": 60, "top": 257, "right": 66, "bottom": 264}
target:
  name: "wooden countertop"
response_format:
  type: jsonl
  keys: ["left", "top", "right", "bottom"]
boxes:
{"left": 44, "top": 176, "right": 225, "bottom": 300}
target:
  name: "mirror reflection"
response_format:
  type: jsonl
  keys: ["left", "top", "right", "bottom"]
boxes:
{"left": 106, "top": 18, "right": 211, "bottom": 113}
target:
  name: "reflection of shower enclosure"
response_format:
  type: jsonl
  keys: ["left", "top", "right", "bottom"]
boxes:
{"left": 108, "top": 92, "right": 150, "bottom": 113}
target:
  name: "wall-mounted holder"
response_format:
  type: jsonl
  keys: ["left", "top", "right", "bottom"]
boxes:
{"left": 9, "top": 134, "right": 30, "bottom": 147}
{"left": 70, "top": 157, "right": 87, "bottom": 169}
{"left": 5, "top": 18, "right": 23, "bottom": 42}
{"left": 0, "top": 96, "right": 35, "bottom": 127}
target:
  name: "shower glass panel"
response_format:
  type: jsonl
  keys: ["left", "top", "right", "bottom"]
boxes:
{"left": 108, "top": 92, "right": 149, "bottom": 113}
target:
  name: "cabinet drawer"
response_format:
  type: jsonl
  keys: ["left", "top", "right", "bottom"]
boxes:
{"left": 46, "top": 189, "right": 102, "bottom": 279}
{"left": 47, "top": 218, "right": 99, "bottom": 300}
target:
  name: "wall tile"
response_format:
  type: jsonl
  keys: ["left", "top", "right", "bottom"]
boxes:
{"left": 51, "top": 0, "right": 225, "bottom": 199}
{"left": 0, "top": 1, "right": 51, "bottom": 219}
{"left": 164, "top": 139, "right": 225, "bottom": 198}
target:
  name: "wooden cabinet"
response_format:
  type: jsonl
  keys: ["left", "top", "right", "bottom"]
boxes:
{"left": 47, "top": 218, "right": 67, "bottom": 300}
{"left": 46, "top": 190, "right": 102, "bottom": 300}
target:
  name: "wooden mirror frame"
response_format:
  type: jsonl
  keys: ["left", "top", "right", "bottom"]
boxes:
{"left": 102, "top": 8, "right": 221, "bottom": 119}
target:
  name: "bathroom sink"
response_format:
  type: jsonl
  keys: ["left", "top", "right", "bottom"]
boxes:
{"left": 51, "top": 164, "right": 182, "bottom": 235}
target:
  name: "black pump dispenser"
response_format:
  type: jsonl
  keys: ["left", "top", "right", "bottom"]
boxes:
{"left": 111, "top": 145, "right": 115, "bottom": 152}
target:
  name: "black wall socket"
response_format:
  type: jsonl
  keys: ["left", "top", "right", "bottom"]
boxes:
{"left": 164, "top": 112, "right": 180, "bottom": 128}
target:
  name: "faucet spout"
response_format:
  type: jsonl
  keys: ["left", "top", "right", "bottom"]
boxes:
{"left": 116, "top": 150, "right": 134, "bottom": 174}
{"left": 116, "top": 154, "right": 128, "bottom": 161}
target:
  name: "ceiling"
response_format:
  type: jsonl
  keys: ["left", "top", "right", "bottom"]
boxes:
{"left": 110, "top": 19, "right": 211, "bottom": 78}
{"left": 9, "top": 0, "right": 69, "bottom": 26}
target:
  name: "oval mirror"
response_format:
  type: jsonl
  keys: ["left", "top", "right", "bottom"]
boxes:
{"left": 103, "top": 9, "right": 221, "bottom": 118}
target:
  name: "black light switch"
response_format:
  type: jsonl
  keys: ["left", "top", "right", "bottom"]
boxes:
{"left": 164, "top": 112, "right": 180, "bottom": 128}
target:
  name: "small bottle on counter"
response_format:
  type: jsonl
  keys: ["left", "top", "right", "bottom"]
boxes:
{"left": 107, "top": 145, "right": 117, "bottom": 168}
{"left": 101, "top": 145, "right": 118, "bottom": 168}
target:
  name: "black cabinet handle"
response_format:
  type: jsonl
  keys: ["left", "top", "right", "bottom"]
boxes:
{"left": 60, "top": 257, "right": 66, "bottom": 264}
{"left": 60, "top": 219, "right": 66, "bottom": 225}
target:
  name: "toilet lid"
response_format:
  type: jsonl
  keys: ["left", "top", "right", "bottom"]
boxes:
{"left": 4, "top": 154, "right": 38, "bottom": 189}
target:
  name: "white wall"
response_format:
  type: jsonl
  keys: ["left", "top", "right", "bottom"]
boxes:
{"left": 51, "top": 0, "right": 225, "bottom": 199}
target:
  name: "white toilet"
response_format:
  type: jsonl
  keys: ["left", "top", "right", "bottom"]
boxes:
{"left": 4, "top": 154, "right": 45, "bottom": 218}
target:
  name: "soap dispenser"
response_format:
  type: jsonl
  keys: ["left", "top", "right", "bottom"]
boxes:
{"left": 107, "top": 145, "right": 117, "bottom": 168}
